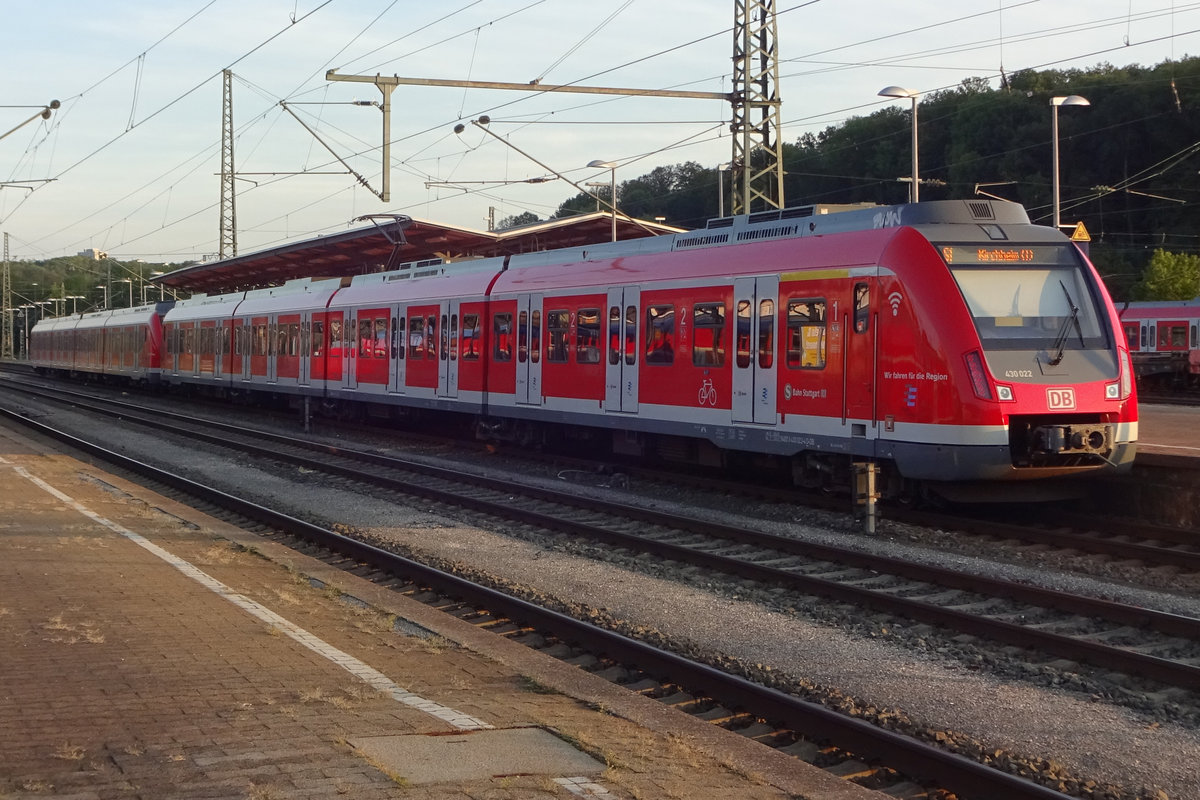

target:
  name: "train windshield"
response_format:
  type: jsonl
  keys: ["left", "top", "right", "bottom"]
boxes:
{"left": 941, "top": 244, "right": 1108, "bottom": 352}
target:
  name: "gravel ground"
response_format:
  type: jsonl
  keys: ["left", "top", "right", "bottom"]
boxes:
{"left": 10, "top": 390, "right": 1200, "bottom": 800}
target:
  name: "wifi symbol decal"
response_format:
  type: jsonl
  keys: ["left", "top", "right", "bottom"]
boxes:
{"left": 888, "top": 292, "right": 903, "bottom": 316}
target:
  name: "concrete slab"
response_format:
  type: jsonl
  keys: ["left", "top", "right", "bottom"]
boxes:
{"left": 350, "top": 727, "right": 605, "bottom": 785}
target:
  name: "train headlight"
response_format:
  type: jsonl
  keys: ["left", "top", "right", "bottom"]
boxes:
{"left": 996, "top": 384, "right": 1014, "bottom": 401}
{"left": 1106, "top": 346, "right": 1133, "bottom": 400}
{"left": 963, "top": 350, "right": 994, "bottom": 400}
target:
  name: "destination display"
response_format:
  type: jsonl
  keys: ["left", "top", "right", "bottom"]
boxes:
{"left": 937, "top": 244, "right": 1075, "bottom": 266}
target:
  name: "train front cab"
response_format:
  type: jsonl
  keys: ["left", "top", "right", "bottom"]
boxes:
{"left": 895, "top": 232, "right": 1137, "bottom": 490}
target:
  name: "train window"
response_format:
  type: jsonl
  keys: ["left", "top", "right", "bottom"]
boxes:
{"left": 312, "top": 320, "right": 324, "bottom": 357}
{"left": 692, "top": 303, "right": 726, "bottom": 367}
{"left": 577, "top": 308, "right": 601, "bottom": 364}
{"left": 758, "top": 299, "right": 775, "bottom": 368}
{"left": 853, "top": 283, "right": 870, "bottom": 334}
{"left": 184, "top": 326, "right": 195, "bottom": 355}
{"left": 1193, "top": 324, "right": 1198, "bottom": 349}
{"left": 222, "top": 325, "right": 232, "bottom": 357}
{"left": 736, "top": 300, "right": 752, "bottom": 368}
{"left": 408, "top": 317, "right": 425, "bottom": 359}
{"left": 953, "top": 263, "right": 1106, "bottom": 351}
{"left": 1149, "top": 325, "right": 1156, "bottom": 349}
{"left": 425, "top": 316, "right": 437, "bottom": 360}
{"left": 625, "top": 305, "right": 637, "bottom": 366}
{"left": 358, "top": 319, "right": 373, "bottom": 358}
{"left": 531, "top": 310, "right": 542, "bottom": 364}
{"left": 394, "top": 317, "right": 403, "bottom": 360}
{"left": 547, "top": 310, "right": 570, "bottom": 363}
{"left": 461, "top": 313, "right": 480, "bottom": 360}
{"left": 518, "top": 311, "right": 528, "bottom": 363}
{"left": 329, "top": 319, "right": 343, "bottom": 355}
{"left": 1123, "top": 323, "right": 1139, "bottom": 349}
{"left": 1158, "top": 323, "right": 1188, "bottom": 350}
{"left": 786, "top": 298, "right": 827, "bottom": 369}
{"left": 290, "top": 323, "right": 302, "bottom": 357}
{"left": 608, "top": 306, "right": 621, "bottom": 366}
{"left": 490, "top": 313, "right": 510, "bottom": 362}
{"left": 372, "top": 318, "right": 386, "bottom": 358}
{"left": 645, "top": 305, "right": 675, "bottom": 365}
{"left": 449, "top": 314, "right": 458, "bottom": 362}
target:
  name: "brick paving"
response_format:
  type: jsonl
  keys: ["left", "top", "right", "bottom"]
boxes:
{"left": 0, "top": 425, "right": 884, "bottom": 800}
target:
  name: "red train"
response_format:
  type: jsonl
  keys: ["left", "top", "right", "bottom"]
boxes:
{"left": 31, "top": 200, "right": 1138, "bottom": 500}
{"left": 1117, "top": 299, "right": 1200, "bottom": 390}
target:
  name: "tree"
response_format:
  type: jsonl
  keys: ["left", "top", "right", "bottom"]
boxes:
{"left": 1134, "top": 249, "right": 1200, "bottom": 300}
{"left": 495, "top": 211, "right": 540, "bottom": 230}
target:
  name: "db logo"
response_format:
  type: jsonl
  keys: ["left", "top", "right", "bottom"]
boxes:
{"left": 1047, "top": 387, "right": 1076, "bottom": 410}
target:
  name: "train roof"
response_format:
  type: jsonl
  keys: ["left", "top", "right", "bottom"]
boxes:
{"left": 1118, "top": 298, "right": 1200, "bottom": 318}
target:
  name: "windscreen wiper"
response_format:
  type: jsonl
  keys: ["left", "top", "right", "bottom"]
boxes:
{"left": 1047, "top": 280, "right": 1081, "bottom": 366}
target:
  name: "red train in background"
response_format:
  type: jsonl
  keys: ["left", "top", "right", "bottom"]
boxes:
{"left": 1117, "top": 299, "right": 1200, "bottom": 390}
{"left": 31, "top": 199, "right": 1138, "bottom": 501}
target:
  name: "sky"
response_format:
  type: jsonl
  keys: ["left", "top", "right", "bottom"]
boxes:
{"left": 2, "top": 0, "right": 1198, "bottom": 265}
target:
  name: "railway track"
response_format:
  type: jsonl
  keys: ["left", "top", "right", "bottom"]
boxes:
{"left": 0, "top": 393, "right": 1090, "bottom": 800}
{"left": 5, "top": 378, "right": 1200, "bottom": 695}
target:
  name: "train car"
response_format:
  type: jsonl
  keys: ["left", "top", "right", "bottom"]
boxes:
{"left": 29, "top": 314, "right": 81, "bottom": 371}
{"left": 321, "top": 261, "right": 502, "bottom": 414}
{"left": 32, "top": 304, "right": 171, "bottom": 384}
{"left": 162, "top": 291, "right": 244, "bottom": 389}
{"left": 1117, "top": 298, "right": 1200, "bottom": 389}
{"left": 470, "top": 200, "right": 1136, "bottom": 499}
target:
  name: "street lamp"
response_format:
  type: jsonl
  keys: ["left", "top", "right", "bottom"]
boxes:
{"left": 588, "top": 159, "right": 618, "bottom": 242}
{"left": 1050, "top": 95, "right": 1090, "bottom": 230}
{"left": 878, "top": 86, "right": 920, "bottom": 202}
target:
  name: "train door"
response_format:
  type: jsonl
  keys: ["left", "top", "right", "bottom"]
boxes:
{"left": 732, "top": 276, "right": 779, "bottom": 424}
{"left": 238, "top": 320, "right": 252, "bottom": 382}
{"left": 388, "top": 306, "right": 405, "bottom": 394}
{"left": 298, "top": 314, "right": 312, "bottom": 387}
{"left": 843, "top": 275, "right": 879, "bottom": 437}
{"left": 340, "top": 311, "right": 357, "bottom": 390}
{"left": 438, "top": 299, "right": 460, "bottom": 399}
{"left": 515, "top": 294, "right": 543, "bottom": 406}
{"left": 604, "top": 287, "right": 640, "bottom": 413}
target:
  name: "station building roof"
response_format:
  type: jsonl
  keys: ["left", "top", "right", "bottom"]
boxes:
{"left": 156, "top": 212, "right": 684, "bottom": 295}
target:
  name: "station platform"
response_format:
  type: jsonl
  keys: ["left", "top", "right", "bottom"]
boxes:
{"left": 0, "top": 421, "right": 880, "bottom": 800}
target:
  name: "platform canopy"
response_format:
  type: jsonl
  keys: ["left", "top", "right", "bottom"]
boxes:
{"left": 155, "top": 212, "right": 683, "bottom": 295}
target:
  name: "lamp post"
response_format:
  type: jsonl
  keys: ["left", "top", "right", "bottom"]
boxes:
{"left": 878, "top": 86, "right": 920, "bottom": 202}
{"left": 1050, "top": 95, "right": 1090, "bottom": 230}
{"left": 588, "top": 159, "right": 618, "bottom": 242}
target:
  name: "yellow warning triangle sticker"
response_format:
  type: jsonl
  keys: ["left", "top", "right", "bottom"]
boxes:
{"left": 1070, "top": 222, "right": 1091, "bottom": 242}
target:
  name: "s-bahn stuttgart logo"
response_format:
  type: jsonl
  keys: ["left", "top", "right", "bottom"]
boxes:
{"left": 1047, "top": 387, "right": 1076, "bottom": 410}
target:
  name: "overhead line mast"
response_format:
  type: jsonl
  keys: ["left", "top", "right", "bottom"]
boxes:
{"left": 325, "top": 1, "right": 785, "bottom": 215}
{"left": 220, "top": 69, "right": 237, "bottom": 259}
